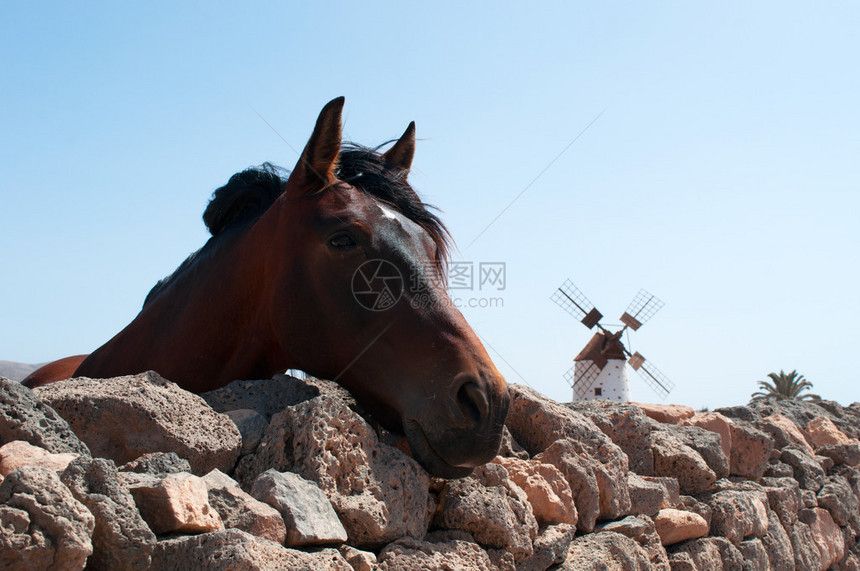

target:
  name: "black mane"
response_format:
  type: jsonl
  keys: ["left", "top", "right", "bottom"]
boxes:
{"left": 143, "top": 145, "right": 451, "bottom": 308}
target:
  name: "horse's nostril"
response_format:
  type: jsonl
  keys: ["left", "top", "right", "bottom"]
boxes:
{"left": 457, "top": 381, "right": 489, "bottom": 426}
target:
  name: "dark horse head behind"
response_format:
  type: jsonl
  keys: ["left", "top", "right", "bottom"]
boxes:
{"left": 25, "top": 98, "right": 510, "bottom": 478}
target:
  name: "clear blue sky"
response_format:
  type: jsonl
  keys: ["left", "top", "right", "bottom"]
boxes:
{"left": 2, "top": 3, "right": 858, "bottom": 408}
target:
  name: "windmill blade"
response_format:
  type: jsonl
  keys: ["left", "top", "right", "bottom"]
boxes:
{"left": 620, "top": 289, "right": 664, "bottom": 331}
{"left": 551, "top": 279, "right": 603, "bottom": 329}
{"left": 628, "top": 352, "right": 675, "bottom": 400}
{"left": 564, "top": 359, "right": 602, "bottom": 400}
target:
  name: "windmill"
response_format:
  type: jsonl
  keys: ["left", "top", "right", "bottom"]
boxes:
{"left": 550, "top": 280, "right": 675, "bottom": 402}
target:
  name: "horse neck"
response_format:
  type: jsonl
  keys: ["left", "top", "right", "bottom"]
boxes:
{"left": 82, "top": 218, "right": 286, "bottom": 391}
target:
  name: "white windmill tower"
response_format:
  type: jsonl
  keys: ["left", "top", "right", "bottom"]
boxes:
{"left": 551, "top": 280, "right": 675, "bottom": 402}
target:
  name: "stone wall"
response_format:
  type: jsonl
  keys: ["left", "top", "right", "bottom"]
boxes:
{"left": 1, "top": 372, "right": 859, "bottom": 570}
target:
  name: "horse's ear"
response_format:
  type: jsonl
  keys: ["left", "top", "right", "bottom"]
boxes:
{"left": 383, "top": 121, "right": 416, "bottom": 175}
{"left": 287, "top": 97, "right": 344, "bottom": 195}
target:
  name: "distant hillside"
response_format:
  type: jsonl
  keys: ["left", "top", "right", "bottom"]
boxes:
{"left": 0, "top": 360, "right": 39, "bottom": 382}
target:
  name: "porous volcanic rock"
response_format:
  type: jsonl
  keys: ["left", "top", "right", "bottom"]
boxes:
{"left": 126, "top": 472, "right": 223, "bottom": 535}
{"left": 0, "top": 377, "right": 89, "bottom": 456}
{"left": 650, "top": 430, "right": 716, "bottom": 495}
{"left": 434, "top": 462, "right": 538, "bottom": 562}
{"left": 236, "top": 394, "right": 429, "bottom": 548}
{"left": 560, "top": 530, "right": 652, "bottom": 570}
{"left": 633, "top": 403, "right": 695, "bottom": 425}
{"left": 506, "top": 385, "right": 632, "bottom": 521}
{"left": 0, "top": 465, "right": 95, "bottom": 571}
{"left": 151, "top": 528, "right": 352, "bottom": 570}
{"left": 0, "top": 440, "right": 78, "bottom": 475}
{"left": 35, "top": 372, "right": 241, "bottom": 474}
{"left": 377, "top": 531, "right": 497, "bottom": 571}
{"left": 202, "top": 469, "right": 286, "bottom": 544}
{"left": 728, "top": 419, "right": 774, "bottom": 480}
{"left": 653, "top": 508, "right": 709, "bottom": 546}
{"left": 60, "top": 456, "right": 156, "bottom": 570}
{"left": 250, "top": 469, "right": 346, "bottom": 547}
{"left": 491, "top": 456, "right": 577, "bottom": 526}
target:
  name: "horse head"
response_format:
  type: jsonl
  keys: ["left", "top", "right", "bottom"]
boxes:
{"left": 262, "top": 98, "right": 510, "bottom": 477}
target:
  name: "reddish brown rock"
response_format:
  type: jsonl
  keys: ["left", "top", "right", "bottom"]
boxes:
{"left": 0, "top": 466, "right": 95, "bottom": 571}
{"left": 0, "top": 440, "right": 78, "bottom": 475}
{"left": 127, "top": 472, "right": 223, "bottom": 535}
{"left": 800, "top": 507, "right": 845, "bottom": 569}
{"left": 729, "top": 419, "right": 774, "bottom": 480}
{"left": 653, "top": 508, "right": 709, "bottom": 546}
{"left": 338, "top": 545, "right": 377, "bottom": 571}
{"left": 761, "top": 414, "right": 816, "bottom": 456}
{"left": 507, "top": 386, "right": 631, "bottom": 522}
{"left": 633, "top": 402, "right": 695, "bottom": 425}
{"left": 492, "top": 456, "right": 577, "bottom": 526}
{"left": 806, "top": 416, "right": 855, "bottom": 448}
{"left": 35, "top": 372, "right": 241, "bottom": 474}
{"left": 569, "top": 400, "right": 655, "bottom": 475}
{"left": 534, "top": 440, "right": 601, "bottom": 532}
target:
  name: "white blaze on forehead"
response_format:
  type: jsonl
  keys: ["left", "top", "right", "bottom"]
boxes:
{"left": 379, "top": 205, "right": 399, "bottom": 220}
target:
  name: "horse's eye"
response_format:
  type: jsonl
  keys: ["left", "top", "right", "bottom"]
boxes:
{"left": 329, "top": 233, "right": 357, "bottom": 250}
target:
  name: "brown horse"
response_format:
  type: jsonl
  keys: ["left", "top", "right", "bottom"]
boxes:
{"left": 24, "top": 98, "right": 509, "bottom": 478}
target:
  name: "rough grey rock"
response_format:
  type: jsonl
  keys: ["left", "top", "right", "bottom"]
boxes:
{"left": 651, "top": 430, "right": 716, "bottom": 495}
{"left": 517, "top": 523, "right": 576, "bottom": 571}
{"left": 377, "top": 531, "right": 497, "bottom": 571}
{"left": 559, "top": 531, "right": 652, "bottom": 570}
{"left": 568, "top": 400, "right": 655, "bottom": 475}
{"left": 35, "top": 372, "right": 241, "bottom": 474}
{"left": 660, "top": 423, "right": 730, "bottom": 479}
{"left": 202, "top": 469, "right": 286, "bottom": 544}
{"left": 434, "top": 462, "right": 537, "bottom": 562}
{"left": 762, "top": 477, "right": 802, "bottom": 528}
{"left": 119, "top": 452, "right": 192, "bottom": 476}
{"left": 738, "top": 538, "right": 770, "bottom": 571}
{"left": 669, "top": 536, "right": 744, "bottom": 570}
{"left": 818, "top": 474, "right": 860, "bottom": 531}
{"left": 598, "top": 515, "right": 670, "bottom": 570}
{"left": 628, "top": 472, "right": 679, "bottom": 517}
{"left": 60, "top": 456, "right": 155, "bottom": 570}
{"left": 819, "top": 442, "right": 860, "bottom": 467}
{"left": 237, "top": 395, "right": 429, "bottom": 548}
{"left": 760, "top": 509, "right": 795, "bottom": 571}
{"left": 781, "top": 447, "right": 826, "bottom": 490}
{"left": 200, "top": 375, "right": 320, "bottom": 418}
{"left": 250, "top": 469, "right": 346, "bottom": 547}
{"left": 704, "top": 489, "right": 769, "bottom": 544}
{"left": 0, "top": 377, "right": 89, "bottom": 455}
{"left": 224, "top": 409, "right": 268, "bottom": 456}
{"left": 151, "top": 528, "right": 352, "bottom": 570}
{"left": 0, "top": 465, "right": 95, "bottom": 571}
{"left": 790, "top": 520, "right": 823, "bottom": 570}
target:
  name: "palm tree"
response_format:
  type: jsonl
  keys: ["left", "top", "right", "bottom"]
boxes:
{"left": 751, "top": 369, "right": 820, "bottom": 401}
